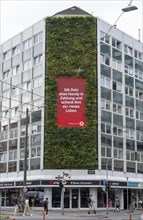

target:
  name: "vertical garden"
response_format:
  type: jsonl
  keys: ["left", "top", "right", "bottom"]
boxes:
{"left": 44, "top": 16, "right": 98, "bottom": 169}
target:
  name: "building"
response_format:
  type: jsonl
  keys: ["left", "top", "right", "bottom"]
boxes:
{"left": 0, "top": 6, "right": 143, "bottom": 210}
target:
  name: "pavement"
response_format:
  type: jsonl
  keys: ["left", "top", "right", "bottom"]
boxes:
{"left": 1, "top": 208, "right": 143, "bottom": 220}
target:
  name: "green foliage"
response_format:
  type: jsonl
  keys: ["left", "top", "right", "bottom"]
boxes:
{"left": 44, "top": 16, "right": 98, "bottom": 169}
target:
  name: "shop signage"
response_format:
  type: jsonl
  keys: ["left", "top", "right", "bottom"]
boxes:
{"left": 41, "top": 180, "right": 100, "bottom": 186}
{"left": 16, "top": 180, "right": 41, "bottom": 186}
{"left": 128, "top": 182, "right": 142, "bottom": 188}
{"left": 101, "top": 180, "right": 127, "bottom": 187}
{"left": 0, "top": 182, "right": 14, "bottom": 187}
{"left": 57, "top": 77, "right": 86, "bottom": 127}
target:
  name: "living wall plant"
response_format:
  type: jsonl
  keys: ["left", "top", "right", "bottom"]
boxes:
{"left": 44, "top": 16, "right": 98, "bottom": 169}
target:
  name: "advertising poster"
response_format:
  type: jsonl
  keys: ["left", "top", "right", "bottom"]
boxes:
{"left": 57, "top": 77, "right": 86, "bottom": 127}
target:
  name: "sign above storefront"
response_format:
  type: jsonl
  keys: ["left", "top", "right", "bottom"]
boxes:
{"left": 41, "top": 180, "right": 100, "bottom": 186}
{"left": 0, "top": 182, "right": 14, "bottom": 187}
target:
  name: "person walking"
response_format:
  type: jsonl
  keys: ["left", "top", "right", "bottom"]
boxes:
{"left": 23, "top": 198, "right": 33, "bottom": 216}
{"left": 87, "top": 195, "right": 96, "bottom": 214}
{"left": 43, "top": 198, "right": 48, "bottom": 219}
{"left": 13, "top": 194, "right": 18, "bottom": 215}
{"left": 115, "top": 196, "right": 120, "bottom": 211}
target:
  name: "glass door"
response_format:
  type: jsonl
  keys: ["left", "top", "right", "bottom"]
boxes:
{"left": 72, "top": 189, "right": 78, "bottom": 208}
{"left": 64, "top": 188, "right": 70, "bottom": 208}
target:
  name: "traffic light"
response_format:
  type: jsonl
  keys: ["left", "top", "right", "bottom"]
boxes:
{"left": 59, "top": 180, "right": 64, "bottom": 191}
{"left": 105, "top": 181, "right": 110, "bottom": 192}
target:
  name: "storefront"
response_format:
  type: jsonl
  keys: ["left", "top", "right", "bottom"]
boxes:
{"left": 0, "top": 179, "right": 143, "bottom": 210}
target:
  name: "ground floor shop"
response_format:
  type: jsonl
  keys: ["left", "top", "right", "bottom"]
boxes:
{"left": 0, "top": 179, "right": 143, "bottom": 210}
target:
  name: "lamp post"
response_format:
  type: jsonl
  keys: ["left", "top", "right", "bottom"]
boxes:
{"left": 106, "top": 157, "right": 112, "bottom": 215}
{"left": 127, "top": 177, "right": 129, "bottom": 211}
{"left": 23, "top": 108, "right": 28, "bottom": 195}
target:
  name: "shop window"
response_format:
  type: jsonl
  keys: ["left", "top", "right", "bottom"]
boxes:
{"left": 80, "top": 188, "right": 89, "bottom": 208}
{"left": 52, "top": 188, "right": 61, "bottom": 208}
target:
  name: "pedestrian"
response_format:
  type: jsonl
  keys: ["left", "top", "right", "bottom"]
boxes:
{"left": 87, "top": 195, "right": 96, "bottom": 214}
{"left": 13, "top": 194, "right": 18, "bottom": 215}
{"left": 23, "top": 198, "right": 33, "bottom": 216}
{"left": 43, "top": 198, "right": 49, "bottom": 215}
{"left": 115, "top": 196, "right": 120, "bottom": 211}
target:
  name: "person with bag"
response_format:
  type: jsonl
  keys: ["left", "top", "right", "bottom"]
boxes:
{"left": 87, "top": 195, "right": 96, "bottom": 214}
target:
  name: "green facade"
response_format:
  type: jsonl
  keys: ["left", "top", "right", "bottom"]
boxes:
{"left": 44, "top": 16, "right": 98, "bottom": 169}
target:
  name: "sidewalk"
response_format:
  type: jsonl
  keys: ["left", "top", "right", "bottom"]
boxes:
{"left": 1, "top": 208, "right": 143, "bottom": 220}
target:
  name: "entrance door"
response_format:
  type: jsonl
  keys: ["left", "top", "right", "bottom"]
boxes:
{"left": 72, "top": 189, "right": 78, "bottom": 208}
{"left": 64, "top": 189, "right": 70, "bottom": 208}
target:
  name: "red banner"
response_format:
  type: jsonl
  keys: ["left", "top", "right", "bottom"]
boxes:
{"left": 57, "top": 77, "right": 86, "bottom": 127}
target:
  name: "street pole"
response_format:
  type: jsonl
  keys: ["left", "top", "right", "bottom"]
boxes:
{"left": 106, "top": 158, "right": 112, "bottom": 215}
{"left": 127, "top": 177, "right": 129, "bottom": 211}
{"left": 61, "top": 172, "right": 65, "bottom": 215}
{"left": 23, "top": 108, "right": 28, "bottom": 194}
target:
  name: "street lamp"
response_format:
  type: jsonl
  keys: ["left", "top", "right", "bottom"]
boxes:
{"left": 122, "top": 0, "right": 138, "bottom": 12}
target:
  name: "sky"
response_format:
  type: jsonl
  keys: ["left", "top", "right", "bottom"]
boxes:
{"left": 0, "top": 0, "right": 143, "bottom": 44}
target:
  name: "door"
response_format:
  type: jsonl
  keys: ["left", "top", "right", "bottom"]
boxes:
{"left": 72, "top": 189, "right": 78, "bottom": 208}
{"left": 64, "top": 188, "right": 70, "bottom": 208}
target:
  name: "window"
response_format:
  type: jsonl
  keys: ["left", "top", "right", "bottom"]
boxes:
{"left": 113, "top": 126, "right": 123, "bottom": 137}
{"left": 31, "top": 147, "right": 41, "bottom": 157}
{"left": 33, "top": 76, "right": 42, "bottom": 88}
{"left": 126, "top": 129, "right": 135, "bottom": 139}
{"left": 126, "top": 150, "right": 135, "bottom": 161}
{"left": 125, "top": 86, "right": 133, "bottom": 97}
{"left": 23, "top": 38, "right": 32, "bottom": 50}
{"left": 101, "top": 76, "right": 110, "bottom": 89}
{"left": 126, "top": 107, "right": 134, "bottom": 118}
{"left": 134, "top": 50, "right": 142, "bottom": 60}
{"left": 112, "top": 38, "right": 121, "bottom": 50}
{"left": 3, "top": 50, "right": 11, "bottom": 60}
{"left": 32, "top": 124, "right": 41, "bottom": 134}
{"left": 23, "top": 59, "right": 31, "bottom": 71}
{"left": 11, "top": 107, "right": 19, "bottom": 117}
{"left": 9, "top": 150, "right": 17, "bottom": 161}
{"left": 33, "top": 99, "right": 42, "bottom": 111}
{"left": 100, "top": 54, "right": 110, "bottom": 66}
{"left": 124, "top": 44, "right": 133, "bottom": 56}
{"left": 124, "top": 65, "right": 133, "bottom": 76}
{"left": 101, "top": 99, "right": 111, "bottom": 110}
{"left": 2, "top": 70, "right": 10, "bottom": 80}
{"left": 11, "top": 87, "right": 19, "bottom": 96}
{"left": 34, "top": 32, "right": 43, "bottom": 44}
{"left": 136, "top": 111, "right": 143, "bottom": 120}
{"left": 34, "top": 54, "right": 43, "bottom": 66}
{"left": 100, "top": 31, "right": 110, "bottom": 44}
{"left": 113, "top": 103, "right": 122, "bottom": 114}
{"left": 2, "top": 90, "right": 10, "bottom": 100}
{"left": 101, "top": 123, "right": 111, "bottom": 134}
{"left": 12, "top": 65, "right": 20, "bottom": 76}
{"left": 113, "top": 148, "right": 123, "bottom": 159}
{"left": 136, "top": 90, "right": 143, "bottom": 100}
{"left": 12, "top": 44, "right": 20, "bottom": 56}
{"left": 2, "top": 110, "right": 9, "bottom": 119}
{"left": 0, "top": 152, "right": 7, "bottom": 162}
{"left": 22, "top": 81, "right": 31, "bottom": 92}
{"left": 113, "top": 81, "right": 122, "bottom": 92}
{"left": 101, "top": 146, "right": 111, "bottom": 158}
{"left": 112, "top": 59, "right": 122, "bottom": 71}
